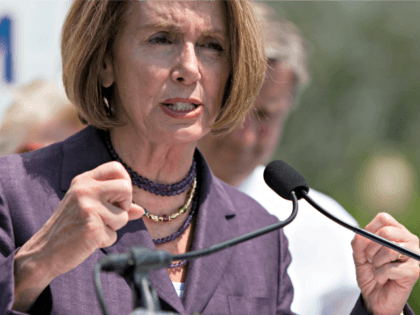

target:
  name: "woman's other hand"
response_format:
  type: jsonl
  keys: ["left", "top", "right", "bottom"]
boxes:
{"left": 352, "top": 213, "right": 420, "bottom": 315}
{"left": 13, "top": 161, "right": 144, "bottom": 311}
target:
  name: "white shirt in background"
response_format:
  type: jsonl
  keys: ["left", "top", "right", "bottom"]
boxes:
{"left": 238, "top": 165, "right": 360, "bottom": 315}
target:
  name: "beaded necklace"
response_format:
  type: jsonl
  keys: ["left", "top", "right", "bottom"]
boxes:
{"left": 104, "top": 131, "right": 196, "bottom": 196}
{"left": 100, "top": 129, "right": 200, "bottom": 269}
{"left": 153, "top": 178, "right": 199, "bottom": 245}
{"left": 144, "top": 178, "right": 196, "bottom": 223}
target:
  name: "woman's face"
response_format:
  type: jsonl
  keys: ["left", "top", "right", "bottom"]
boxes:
{"left": 101, "top": 1, "right": 230, "bottom": 144}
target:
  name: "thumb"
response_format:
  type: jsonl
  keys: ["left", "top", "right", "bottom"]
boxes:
{"left": 128, "top": 202, "right": 145, "bottom": 221}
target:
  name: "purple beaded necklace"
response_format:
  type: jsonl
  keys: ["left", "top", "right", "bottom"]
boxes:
{"left": 103, "top": 131, "right": 196, "bottom": 196}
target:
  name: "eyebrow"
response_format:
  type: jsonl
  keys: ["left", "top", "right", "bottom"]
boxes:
{"left": 137, "top": 21, "right": 228, "bottom": 39}
{"left": 137, "top": 22, "right": 179, "bottom": 33}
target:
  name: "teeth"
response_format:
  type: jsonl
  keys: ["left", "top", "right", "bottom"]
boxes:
{"left": 166, "top": 102, "right": 196, "bottom": 112}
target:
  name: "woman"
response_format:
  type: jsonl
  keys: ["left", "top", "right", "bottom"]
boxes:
{"left": 0, "top": 1, "right": 418, "bottom": 315}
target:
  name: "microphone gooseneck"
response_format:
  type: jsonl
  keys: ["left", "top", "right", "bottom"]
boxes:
{"left": 172, "top": 190, "right": 298, "bottom": 261}
{"left": 264, "top": 160, "right": 420, "bottom": 262}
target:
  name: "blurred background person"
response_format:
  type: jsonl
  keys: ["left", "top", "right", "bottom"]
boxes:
{"left": 198, "top": 3, "right": 361, "bottom": 314}
{"left": 250, "top": 2, "right": 420, "bottom": 310}
{"left": 0, "top": 78, "right": 84, "bottom": 156}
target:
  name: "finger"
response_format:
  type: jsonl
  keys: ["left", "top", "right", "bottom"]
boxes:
{"left": 100, "top": 201, "right": 144, "bottom": 230}
{"left": 365, "top": 212, "right": 404, "bottom": 234}
{"left": 90, "top": 161, "right": 131, "bottom": 182}
{"left": 374, "top": 260, "right": 420, "bottom": 286}
{"left": 128, "top": 203, "right": 145, "bottom": 221}
{"left": 98, "top": 179, "right": 133, "bottom": 211}
{"left": 365, "top": 226, "right": 409, "bottom": 263}
{"left": 100, "top": 225, "right": 118, "bottom": 248}
{"left": 99, "top": 203, "right": 130, "bottom": 231}
{"left": 371, "top": 242, "right": 409, "bottom": 269}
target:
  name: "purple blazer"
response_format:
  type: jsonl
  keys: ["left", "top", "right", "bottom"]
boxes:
{"left": 0, "top": 126, "right": 410, "bottom": 315}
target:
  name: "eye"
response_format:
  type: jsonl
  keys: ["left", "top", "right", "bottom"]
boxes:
{"left": 255, "top": 109, "right": 271, "bottom": 121}
{"left": 202, "top": 41, "right": 224, "bottom": 52}
{"left": 149, "top": 34, "right": 171, "bottom": 45}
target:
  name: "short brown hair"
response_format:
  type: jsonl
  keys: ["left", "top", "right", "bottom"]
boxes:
{"left": 61, "top": 1, "right": 266, "bottom": 134}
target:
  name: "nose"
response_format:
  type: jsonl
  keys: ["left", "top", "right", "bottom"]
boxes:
{"left": 233, "top": 115, "right": 258, "bottom": 147}
{"left": 171, "top": 43, "right": 201, "bottom": 85}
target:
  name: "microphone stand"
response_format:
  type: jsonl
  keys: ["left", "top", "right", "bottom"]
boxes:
{"left": 95, "top": 247, "right": 179, "bottom": 315}
{"left": 129, "top": 271, "right": 178, "bottom": 315}
{"left": 127, "top": 247, "right": 175, "bottom": 314}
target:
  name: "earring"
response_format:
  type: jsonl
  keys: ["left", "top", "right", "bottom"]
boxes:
{"left": 103, "top": 96, "right": 115, "bottom": 117}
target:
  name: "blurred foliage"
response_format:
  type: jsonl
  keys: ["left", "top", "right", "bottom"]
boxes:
{"left": 268, "top": 1, "right": 420, "bottom": 311}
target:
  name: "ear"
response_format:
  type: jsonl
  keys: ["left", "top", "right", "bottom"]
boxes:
{"left": 100, "top": 53, "right": 114, "bottom": 88}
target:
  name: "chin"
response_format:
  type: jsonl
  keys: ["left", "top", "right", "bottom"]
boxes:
{"left": 164, "top": 125, "right": 209, "bottom": 144}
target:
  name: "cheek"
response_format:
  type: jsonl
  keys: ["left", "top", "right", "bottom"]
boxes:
{"left": 121, "top": 60, "right": 163, "bottom": 88}
{"left": 202, "top": 59, "right": 229, "bottom": 104}
{"left": 114, "top": 56, "right": 169, "bottom": 108}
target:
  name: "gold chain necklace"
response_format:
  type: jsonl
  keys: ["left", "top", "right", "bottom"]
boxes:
{"left": 144, "top": 178, "right": 197, "bottom": 222}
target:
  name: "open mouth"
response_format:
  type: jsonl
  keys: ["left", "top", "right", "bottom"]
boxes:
{"left": 161, "top": 101, "right": 203, "bottom": 119}
{"left": 161, "top": 102, "right": 198, "bottom": 112}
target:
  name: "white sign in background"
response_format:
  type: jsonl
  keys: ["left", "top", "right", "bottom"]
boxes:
{"left": 0, "top": 1, "right": 71, "bottom": 121}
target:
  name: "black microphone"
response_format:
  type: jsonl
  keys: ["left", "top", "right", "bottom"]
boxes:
{"left": 263, "top": 160, "right": 420, "bottom": 262}
{"left": 263, "top": 160, "right": 309, "bottom": 200}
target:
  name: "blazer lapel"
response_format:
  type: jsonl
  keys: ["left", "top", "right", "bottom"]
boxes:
{"left": 59, "top": 126, "right": 186, "bottom": 314}
{"left": 182, "top": 152, "right": 239, "bottom": 315}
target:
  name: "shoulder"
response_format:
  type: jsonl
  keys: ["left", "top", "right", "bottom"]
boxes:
{"left": 0, "top": 126, "right": 97, "bottom": 192}
{"left": 0, "top": 141, "right": 63, "bottom": 181}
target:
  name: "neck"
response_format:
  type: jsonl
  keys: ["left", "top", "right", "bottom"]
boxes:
{"left": 109, "top": 127, "right": 196, "bottom": 185}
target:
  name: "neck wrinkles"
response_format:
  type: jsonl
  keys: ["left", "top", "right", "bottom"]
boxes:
{"left": 109, "top": 127, "right": 196, "bottom": 186}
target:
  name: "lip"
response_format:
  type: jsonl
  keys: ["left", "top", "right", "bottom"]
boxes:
{"left": 160, "top": 103, "right": 203, "bottom": 119}
{"left": 162, "top": 98, "right": 202, "bottom": 106}
{"left": 160, "top": 97, "right": 203, "bottom": 119}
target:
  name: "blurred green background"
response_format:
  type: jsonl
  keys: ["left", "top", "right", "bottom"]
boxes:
{"left": 267, "top": 1, "right": 420, "bottom": 311}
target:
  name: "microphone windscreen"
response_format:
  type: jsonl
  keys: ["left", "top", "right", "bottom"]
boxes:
{"left": 264, "top": 160, "right": 309, "bottom": 200}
